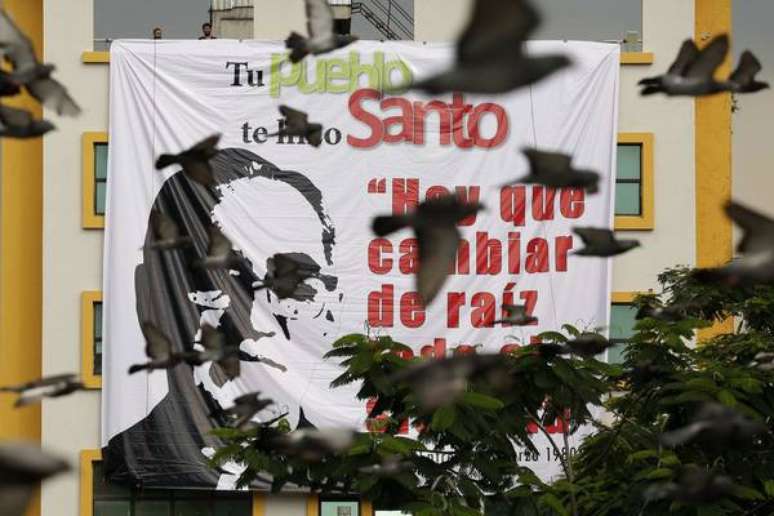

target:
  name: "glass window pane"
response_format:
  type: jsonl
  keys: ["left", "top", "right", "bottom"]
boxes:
{"left": 94, "top": 143, "right": 109, "bottom": 180}
{"left": 136, "top": 501, "right": 171, "bottom": 516}
{"left": 321, "top": 501, "right": 360, "bottom": 516}
{"left": 607, "top": 342, "right": 627, "bottom": 365}
{"left": 615, "top": 182, "right": 641, "bottom": 216}
{"left": 95, "top": 182, "right": 107, "bottom": 215}
{"left": 94, "top": 501, "right": 131, "bottom": 516}
{"left": 610, "top": 304, "right": 638, "bottom": 340}
{"left": 213, "top": 499, "right": 252, "bottom": 516}
{"left": 617, "top": 144, "right": 641, "bottom": 180}
{"left": 94, "top": 301, "right": 103, "bottom": 339}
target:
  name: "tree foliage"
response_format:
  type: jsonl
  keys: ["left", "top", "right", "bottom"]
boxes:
{"left": 212, "top": 267, "right": 774, "bottom": 515}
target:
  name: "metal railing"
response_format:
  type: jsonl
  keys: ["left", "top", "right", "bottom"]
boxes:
{"left": 352, "top": 0, "right": 413, "bottom": 40}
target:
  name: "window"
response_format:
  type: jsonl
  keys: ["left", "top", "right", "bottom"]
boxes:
{"left": 82, "top": 451, "right": 253, "bottom": 516}
{"left": 321, "top": 499, "right": 360, "bottom": 516}
{"left": 81, "top": 291, "right": 103, "bottom": 389}
{"left": 608, "top": 293, "right": 639, "bottom": 365}
{"left": 83, "top": 132, "right": 108, "bottom": 229}
{"left": 615, "top": 133, "right": 654, "bottom": 231}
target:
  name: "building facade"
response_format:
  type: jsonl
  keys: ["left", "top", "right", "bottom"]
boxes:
{"left": 0, "top": 0, "right": 740, "bottom": 515}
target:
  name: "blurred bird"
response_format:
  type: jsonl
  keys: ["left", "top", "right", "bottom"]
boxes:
{"left": 0, "top": 70, "right": 20, "bottom": 96}
{"left": 194, "top": 225, "right": 241, "bottom": 270}
{"left": 271, "top": 428, "right": 355, "bottom": 462}
{"left": 639, "top": 36, "right": 729, "bottom": 96}
{"left": 219, "top": 392, "right": 274, "bottom": 430}
{"left": 410, "top": 0, "right": 570, "bottom": 94}
{"left": 493, "top": 304, "right": 537, "bottom": 326}
{"left": 752, "top": 352, "right": 774, "bottom": 372}
{"left": 190, "top": 324, "right": 240, "bottom": 379}
{"left": 725, "top": 50, "right": 769, "bottom": 93}
{"left": 0, "top": 374, "right": 84, "bottom": 407}
{"left": 506, "top": 149, "right": 600, "bottom": 193}
{"left": 373, "top": 195, "right": 484, "bottom": 306}
{"left": 573, "top": 227, "right": 640, "bottom": 257}
{"left": 628, "top": 360, "right": 673, "bottom": 389}
{"left": 694, "top": 202, "right": 774, "bottom": 286}
{"left": 636, "top": 302, "right": 687, "bottom": 322}
{"left": 155, "top": 134, "right": 221, "bottom": 187}
{"left": 0, "top": 11, "right": 80, "bottom": 116}
{"left": 661, "top": 402, "right": 766, "bottom": 449}
{"left": 147, "top": 210, "right": 193, "bottom": 251}
{"left": 285, "top": 0, "right": 358, "bottom": 63}
{"left": 296, "top": 407, "right": 317, "bottom": 430}
{"left": 270, "top": 105, "right": 324, "bottom": 147}
{"left": 390, "top": 354, "right": 510, "bottom": 411}
{"left": 644, "top": 468, "right": 735, "bottom": 504}
{"left": 562, "top": 333, "right": 612, "bottom": 359}
{"left": 0, "top": 443, "right": 69, "bottom": 516}
{"left": 253, "top": 253, "right": 325, "bottom": 301}
{"left": 359, "top": 456, "right": 413, "bottom": 476}
{"left": 128, "top": 322, "right": 188, "bottom": 374}
{"left": 0, "top": 104, "right": 54, "bottom": 138}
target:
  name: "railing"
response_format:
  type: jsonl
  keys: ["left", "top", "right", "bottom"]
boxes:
{"left": 352, "top": 0, "right": 413, "bottom": 40}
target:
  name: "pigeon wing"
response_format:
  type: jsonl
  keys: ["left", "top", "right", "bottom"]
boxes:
{"left": 141, "top": 322, "right": 173, "bottom": 360}
{"left": 150, "top": 210, "right": 181, "bottom": 241}
{"left": 729, "top": 50, "right": 762, "bottom": 86}
{"left": 0, "top": 11, "right": 37, "bottom": 74}
{"left": 660, "top": 422, "right": 709, "bottom": 447}
{"left": 304, "top": 0, "right": 335, "bottom": 40}
{"left": 279, "top": 105, "right": 309, "bottom": 133}
{"left": 503, "top": 304, "right": 527, "bottom": 319}
{"left": 217, "top": 353, "right": 240, "bottom": 379}
{"left": 0, "top": 104, "right": 33, "bottom": 127}
{"left": 726, "top": 201, "right": 774, "bottom": 254}
{"left": 668, "top": 39, "right": 700, "bottom": 76}
{"left": 457, "top": 0, "right": 540, "bottom": 64}
{"left": 574, "top": 227, "right": 617, "bottom": 247}
{"left": 26, "top": 77, "right": 81, "bottom": 116}
{"left": 416, "top": 225, "right": 460, "bottom": 305}
{"left": 685, "top": 34, "right": 729, "bottom": 79}
{"left": 189, "top": 134, "right": 221, "bottom": 160}
{"left": 200, "top": 324, "right": 224, "bottom": 352}
{"left": 207, "top": 225, "right": 233, "bottom": 257}
{"left": 524, "top": 148, "right": 572, "bottom": 177}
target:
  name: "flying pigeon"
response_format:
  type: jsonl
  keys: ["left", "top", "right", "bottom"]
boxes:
{"left": 253, "top": 253, "right": 324, "bottom": 302}
{"left": 408, "top": 0, "right": 570, "bottom": 95}
{"left": 155, "top": 134, "right": 221, "bottom": 187}
{"left": 660, "top": 402, "right": 766, "bottom": 449}
{"left": 506, "top": 149, "right": 600, "bottom": 193}
{"left": 725, "top": 50, "right": 769, "bottom": 93}
{"left": 128, "top": 322, "right": 187, "bottom": 374}
{"left": 270, "top": 105, "right": 324, "bottom": 147}
{"left": 639, "top": 35, "right": 729, "bottom": 96}
{"left": 194, "top": 225, "right": 241, "bottom": 270}
{"left": 493, "top": 304, "right": 537, "bottom": 326}
{"left": 636, "top": 302, "right": 688, "bottom": 322}
{"left": 0, "top": 104, "right": 54, "bottom": 138}
{"left": 694, "top": 202, "right": 774, "bottom": 285}
{"left": 573, "top": 227, "right": 640, "bottom": 257}
{"left": 0, "top": 70, "right": 21, "bottom": 96}
{"left": 372, "top": 195, "right": 484, "bottom": 306}
{"left": 270, "top": 428, "right": 356, "bottom": 462}
{"left": 0, "top": 373, "right": 84, "bottom": 407}
{"left": 0, "top": 443, "right": 69, "bottom": 516}
{"left": 752, "top": 352, "right": 774, "bottom": 372}
{"left": 296, "top": 407, "right": 317, "bottom": 430}
{"left": 147, "top": 210, "right": 193, "bottom": 251}
{"left": 189, "top": 324, "right": 241, "bottom": 379}
{"left": 358, "top": 456, "right": 413, "bottom": 476}
{"left": 644, "top": 468, "right": 736, "bottom": 504}
{"left": 0, "top": 11, "right": 80, "bottom": 116}
{"left": 284, "top": 0, "right": 358, "bottom": 63}
{"left": 561, "top": 333, "right": 613, "bottom": 359}
{"left": 220, "top": 392, "right": 274, "bottom": 430}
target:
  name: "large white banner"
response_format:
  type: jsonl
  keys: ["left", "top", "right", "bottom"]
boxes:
{"left": 102, "top": 39, "right": 619, "bottom": 487}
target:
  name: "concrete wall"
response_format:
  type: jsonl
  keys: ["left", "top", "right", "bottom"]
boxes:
{"left": 42, "top": 0, "right": 106, "bottom": 515}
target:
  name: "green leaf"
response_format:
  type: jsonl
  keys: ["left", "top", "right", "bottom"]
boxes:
{"left": 733, "top": 484, "right": 765, "bottom": 501}
{"left": 762, "top": 480, "right": 774, "bottom": 497}
{"left": 684, "top": 378, "right": 718, "bottom": 393}
{"left": 460, "top": 391, "right": 505, "bottom": 410}
{"left": 349, "top": 351, "right": 374, "bottom": 374}
{"left": 332, "top": 333, "right": 367, "bottom": 348}
{"left": 538, "top": 331, "right": 569, "bottom": 344}
{"left": 626, "top": 449, "right": 659, "bottom": 463}
{"left": 538, "top": 493, "right": 569, "bottom": 516}
{"left": 431, "top": 405, "right": 457, "bottom": 431}
{"left": 717, "top": 389, "right": 737, "bottom": 407}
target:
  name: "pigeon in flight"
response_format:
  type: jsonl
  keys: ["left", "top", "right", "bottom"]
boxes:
{"left": 660, "top": 402, "right": 766, "bottom": 449}
{"left": 752, "top": 352, "right": 774, "bottom": 372}
{"left": 194, "top": 225, "right": 241, "bottom": 271}
{"left": 506, "top": 149, "right": 600, "bottom": 193}
{"left": 358, "top": 456, "right": 413, "bottom": 476}
{"left": 128, "top": 322, "right": 188, "bottom": 374}
{"left": 219, "top": 392, "right": 274, "bottom": 430}
{"left": 694, "top": 201, "right": 774, "bottom": 286}
{"left": 645, "top": 468, "right": 735, "bottom": 504}
{"left": 373, "top": 195, "right": 484, "bottom": 306}
{"left": 270, "top": 105, "right": 324, "bottom": 147}
{"left": 155, "top": 134, "right": 221, "bottom": 187}
{"left": 636, "top": 301, "right": 688, "bottom": 322}
{"left": 0, "top": 373, "right": 84, "bottom": 407}
{"left": 562, "top": 333, "right": 613, "bottom": 359}
{"left": 285, "top": 0, "right": 358, "bottom": 63}
{"left": 725, "top": 50, "right": 769, "bottom": 93}
{"left": 147, "top": 210, "right": 193, "bottom": 251}
{"left": 409, "top": 0, "right": 570, "bottom": 94}
{"left": 493, "top": 304, "right": 537, "bottom": 326}
{"left": 253, "top": 253, "right": 330, "bottom": 302}
{"left": 573, "top": 227, "right": 640, "bottom": 257}
{"left": 0, "top": 70, "right": 21, "bottom": 96}
{"left": 190, "top": 324, "right": 241, "bottom": 379}
{"left": 271, "top": 428, "right": 356, "bottom": 462}
{"left": 0, "top": 104, "right": 54, "bottom": 138}
{"left": 0, "top": 11, "right": 80, "bottom": 116}
{"left": 0, "top": 443, "right": 69, "bottom": 516}
{"left": 639, "top": 35, "right": 729, "bottom": 96}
